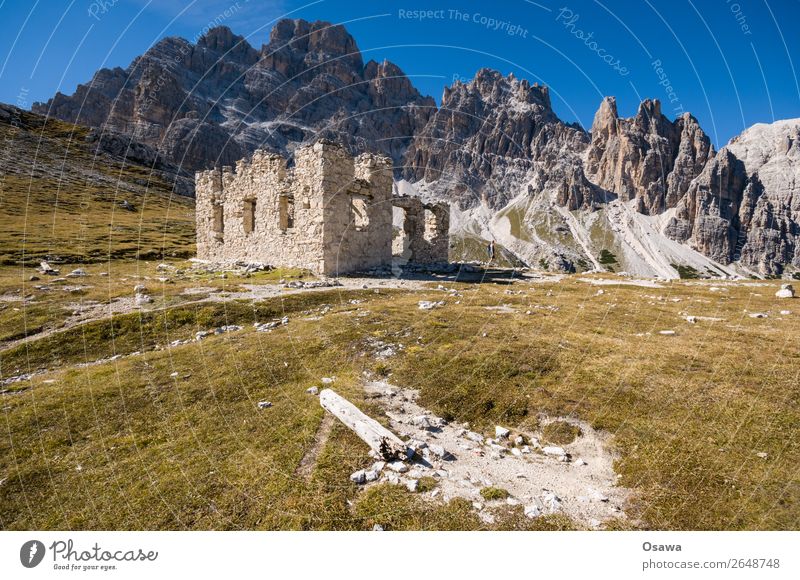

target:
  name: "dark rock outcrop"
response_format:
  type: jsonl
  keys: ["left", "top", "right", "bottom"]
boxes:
{"left": 34, "top": 20, "right": 434, "bottom": 173}
{"left": 585, "top": 97, "right": 713, "bottom": 215}
{"left": 402, "top": 69, "right": 597, "bottom": 210}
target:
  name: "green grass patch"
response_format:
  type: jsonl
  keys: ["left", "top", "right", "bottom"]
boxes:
{"left": 598, "top": 249, "right": 618, "bottom": 265}
{"left": 480, "top": 486, "right": 510, "bottom": 501}
{"left": 1, "top": 277, "right": 798, "bottom": 530}
{"left": 671, "top": 263, "right": 701, "bottom": 279}
{"left": 542, "top": 421, "right": 582, "bottom": 445}
{"left": 416, "top": 476, "right": 438, "bottom": 493}
{"left": 0, "top": 288, "right": 389, "bottom": 374}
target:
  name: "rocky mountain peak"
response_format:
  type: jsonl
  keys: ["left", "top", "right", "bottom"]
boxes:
{"left": 33, "top": 19, "right": 433, "bottom": 172}
{"left": 634, "top": 98, "right": 662, "bottom": 124}
{"left": 27, "top": 19, "right": 800, "bottom": 276}
{"left": 444, "top": 69, "right": 552, "bottom": 114}
{"left": 364, "top": 59, "right": 433, "bottom": 109}
{"left": 727, "top": 118, "right": 800, "bottom": 166}
{"left": 403, "top": 67, "right": 594, "bottom": 210}
{"left": 590, "top": 96, "right": 619, "bottom": 138}
{"left": 586, "top": 95, "right": 713, "bottom": 214}
{"left": 261, "top": 19, "right": 363, "bottom": 83}
{"left": 197, "top": 26, "right": 240, "bottom": 51}
{"left": 196, "top": 26, "right": 258, "bottom": 63}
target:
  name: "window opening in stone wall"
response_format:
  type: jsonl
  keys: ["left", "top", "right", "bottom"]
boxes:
{"left": 213, "top": 204, "right": 224, "bottom": 236}
{"left": 392, "top": 206, "right": 412, "bottom": 260}
{"left": 351, "top": 195, "right": 369, "bottom": 231}
{"left": 423, "top": 208, "right": 438, "bottom": 242}
{"left": 279, "top": 195, "right": 294, "bottom": 231}
{"left": 243, "top": 199, "right": 256, "bottom": 234}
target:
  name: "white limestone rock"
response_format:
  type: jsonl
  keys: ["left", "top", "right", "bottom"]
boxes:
{"left": 494, "top": 426, "right": 511, "bottom": 439}
{"left": 776, "top": 284, "right": 795, "bottom": 299}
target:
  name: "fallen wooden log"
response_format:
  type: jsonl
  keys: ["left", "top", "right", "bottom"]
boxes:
{"left": 319, "top": 388, "right": 408, "bottom": 461}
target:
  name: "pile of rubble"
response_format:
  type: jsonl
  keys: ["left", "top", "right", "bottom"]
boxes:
{"left": 254, "top": 317, "right": 289, "bottom": 332}
{"left": 280, "top": 279, "right": 342, "bottom": 289}
{"left": 319, "top": 382, "right": 629, "bottom": 528}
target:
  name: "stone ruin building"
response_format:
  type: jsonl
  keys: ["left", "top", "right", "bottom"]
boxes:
{"left": 195, "top": 141, "right": 449, "bottom": 276}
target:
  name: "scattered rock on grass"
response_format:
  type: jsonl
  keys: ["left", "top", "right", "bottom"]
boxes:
{"left": 775, "top": 284, "right": 795, "bottom": 299}
{"left": 542, "top": 446, "right": 567, "bottom": 459}
{"left": 542, "top": 491, "right": 562, "bottom": 512}
{"left": 524, "top": 504, "right": 541, "bottom": 519}
{"left": 134, "top": 293, "right": 153, "bottom": 306}
{"left": 428, "top": 444, "right": 447, "bottom": 458}
{"left": 254, "top": 317, "right": 289, "bottom": 332}
{"left": 495, "top": 426, "right": 511, "bottom": 439}
{"left": 388, "top": 461, "right": 408, "bottom": 473}
{"left": 38, "top": 261, "right": 60, "bottom": 275}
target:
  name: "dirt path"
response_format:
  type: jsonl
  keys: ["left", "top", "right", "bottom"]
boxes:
{"left": 358, "top": 380, "right": 630, "bottom": 528}
{"left": 295, "top": 413, "right": 335, "bottom": 480}
{"left": 0, "top": 276, "right": 431, "bottom": 355}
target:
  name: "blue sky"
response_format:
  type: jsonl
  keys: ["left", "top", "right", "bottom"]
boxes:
{"left": 1, "top": 0, "right": 799, "bottom": 146}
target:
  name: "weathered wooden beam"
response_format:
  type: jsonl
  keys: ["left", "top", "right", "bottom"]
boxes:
{"left": 319, "top": 389, "right": 407, "bottom": 461}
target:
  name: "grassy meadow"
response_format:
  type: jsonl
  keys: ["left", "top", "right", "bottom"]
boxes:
{"left": 1, "top": 107, "right": 797, "bottom": 530}
{"left": 1, "top": 262, "right": 798, "bottom": 530}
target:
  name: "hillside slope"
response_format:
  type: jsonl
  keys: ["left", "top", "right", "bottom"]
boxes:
{"left": 0, "top": 103, "right": 195, "bottom": 264}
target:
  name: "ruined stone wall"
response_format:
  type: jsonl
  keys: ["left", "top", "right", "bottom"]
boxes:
{"left": 392, "top": 197, "right": 450, "bottom": 264}
{"left": 195, "top": 148, "right": 326, "bottom": 273}
{"left": 195, "top": 141, "right": 401, "bottom": 275}
{"left": 319, "top": 145, "right": 394, "bottom": 275}
{"left": 195, "top": 168, "right": 224, "bottom": 261}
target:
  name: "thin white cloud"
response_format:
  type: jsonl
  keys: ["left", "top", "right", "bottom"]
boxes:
{"left": 124, "top": 0, "right": 289, "bottom": 39}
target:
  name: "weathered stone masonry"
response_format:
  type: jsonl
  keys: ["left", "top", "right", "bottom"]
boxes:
{"left": 196, "top": 141, "right": 449, "bottom": 275}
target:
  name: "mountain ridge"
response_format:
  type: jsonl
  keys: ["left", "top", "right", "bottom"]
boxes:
{"left": 30, "top": 18, "right": 800, "bottom": 277}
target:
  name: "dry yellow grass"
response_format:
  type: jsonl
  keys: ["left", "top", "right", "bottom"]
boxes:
{"left": 1, "top": 273, "right": 797, "bottom": 530}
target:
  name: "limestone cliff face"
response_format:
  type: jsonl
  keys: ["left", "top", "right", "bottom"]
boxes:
{"left": 402, "top": 69, "right": 597, "bottom": 210}
{"left": 585, "top": 97, "right": 713, "bottom": 215}
{"left": 33, "top": 20, "right": 434, "bottom": 173}
{"left": 666, "top": 120, "right": 800, "bottom": 274}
